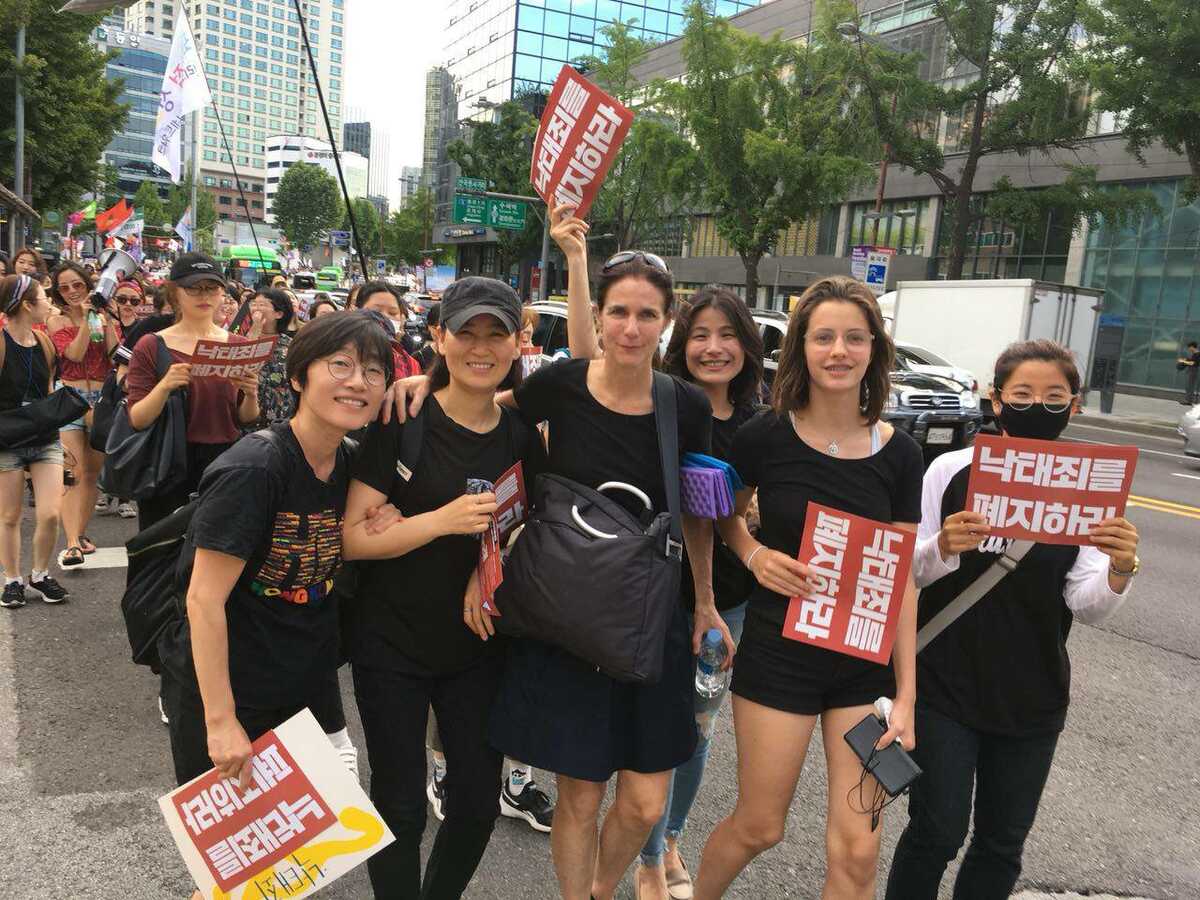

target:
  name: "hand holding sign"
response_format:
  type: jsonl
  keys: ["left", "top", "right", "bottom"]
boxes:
{"left": 549, "top": 196, "right": 590, "bottom": 262}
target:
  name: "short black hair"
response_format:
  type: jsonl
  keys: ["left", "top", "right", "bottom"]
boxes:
{"left": 255, "top": 287, "right": 294, "bottom": 332}
{"left": 354, "top": 280, "right": 406, "bottom": 315}
{"left": 426, "top": 303, "right": 441, "bottom": 328}
{"left": 1188, "top": 341, "right": 1198, "bottom": 349}
{"left": 285, "top": 310, "right": 394, "bottom": 405}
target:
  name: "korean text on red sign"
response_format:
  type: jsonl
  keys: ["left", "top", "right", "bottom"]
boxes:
{"left": 781, "top": 502, "right": 915, "bottom": 665}
{"left": 964, "top": 434, "right": 1137, "bottom": 544}
{"left": 170, "top": 734, "right": 334, "bottom": 892}
{"left": 478, "top": 461, "right": 529, "bottom": 615}
{"left": 190, "top": 336, "right": 278, "bottom": 380}
{"left": 530, "top": 64, "right": 634, "bottom": 218}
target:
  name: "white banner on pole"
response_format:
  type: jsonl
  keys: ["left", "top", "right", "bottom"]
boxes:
{"left": 111, "top": 216, "right": 144, "bottom": 240}
{"left": 152, "top": 9, "right": 212, "bottom": 182}
{"left": 175, "top": 206, "right": 194, "bottom": 251}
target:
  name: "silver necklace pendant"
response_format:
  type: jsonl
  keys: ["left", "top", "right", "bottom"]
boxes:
{"left": 827, "top": 440, "right": 840, "bottom": 456}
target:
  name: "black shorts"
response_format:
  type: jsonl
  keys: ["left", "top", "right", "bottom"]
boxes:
{"left": 731, "top": 603, "right": 895, "bottom": 715}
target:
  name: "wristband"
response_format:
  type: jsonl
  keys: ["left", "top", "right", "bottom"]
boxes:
{"left": 744, "top": 545, "right": 766, "bottom": 571}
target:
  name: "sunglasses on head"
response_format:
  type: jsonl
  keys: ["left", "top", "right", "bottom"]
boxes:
{"left": 601, "top": 250, "right": 671, "bottom": 275}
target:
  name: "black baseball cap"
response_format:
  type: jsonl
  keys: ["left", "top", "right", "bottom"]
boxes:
{"left": 440, "top": 276, "right": 522, "bottom": 334}
{"left": 169, "top": 252, "right": 225, "bottom": 287}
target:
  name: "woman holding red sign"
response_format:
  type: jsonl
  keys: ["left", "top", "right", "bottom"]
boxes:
{"left": 694, "top": 276, "right": 924, "bottom": 900}
{"left": 885, "top": 339, "right": 1140, "bottom": 900}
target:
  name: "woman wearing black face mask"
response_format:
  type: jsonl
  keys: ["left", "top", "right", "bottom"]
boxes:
{"left": 885, "top": 339, "right": 1141, "bottom": 900}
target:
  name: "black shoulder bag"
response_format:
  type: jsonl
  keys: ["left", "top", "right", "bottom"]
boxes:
{"left": 0, "top": 331, "right": 89, "bottom": 450}
{"left": 496, "top": 371, "right": 684, "bottom": 684}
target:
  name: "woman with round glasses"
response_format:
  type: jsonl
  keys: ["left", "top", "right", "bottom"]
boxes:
{"left": 125, "top": 253, "right": 261, "bottom": 530}
{"left": 885, "top": 339, "right": 1139, "bottom": 900}
{"left": 694, "top": 276, "right": 924, "bottom": 900}
{"left": 47, "top": 262, "right": 117, "bottom": 566}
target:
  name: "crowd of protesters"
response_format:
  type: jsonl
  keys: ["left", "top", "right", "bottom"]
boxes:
{"left": 0, "top": 215, "right": 1143, "bottom": 900}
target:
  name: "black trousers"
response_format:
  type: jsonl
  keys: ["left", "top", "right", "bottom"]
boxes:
{"left": 352, "top": 654, "right": 503, "bottom": 900}
{"left": 885, "top": 702, "right": 1060, "bottom": 900}
{"left": 161, "top": 669, "right": 347, "bottom": 786}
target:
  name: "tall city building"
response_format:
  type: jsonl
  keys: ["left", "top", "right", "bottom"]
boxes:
{"left": 343, "top": 120, "right": 370, "bottom": 157}
{"left": 398, "top": 166, "right": 423, "bottom": 206}
{"left": 90, "top": 24, "right": 173, "bottom": 200}
{"left": 422, "top": 66, "right": 460, "bottom": 224}
{"left": 123, "top": 0, "right": 348, "bottom": 225}
{"left": 123, "top": 0, "right": 175, "bottom": 39}
{"left": 263, "top": 135, "right": 367, "bottom": 224}
{"left": 344, "top": 119, "right": 391, "bottom": 198}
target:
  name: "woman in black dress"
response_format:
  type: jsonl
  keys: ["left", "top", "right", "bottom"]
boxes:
{"left": 694, "top": 276, "right": 924, "bottom": 899}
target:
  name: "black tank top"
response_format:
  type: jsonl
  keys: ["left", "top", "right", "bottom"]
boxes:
{"left": 0, "top": 329, "right": 51, "bottom": 413}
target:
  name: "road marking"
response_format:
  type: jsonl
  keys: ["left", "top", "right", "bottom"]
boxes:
{"left": 1068, "top": 422, "right": 1183, "bottom": 443}
{"left": 1070, "top": 436, "right": 1194, "bottom": 461}
{"left": 1127, "top": 495, "right": 1200, "bottom": 520}
{"left": 1128, "top": 493, "right": 1200, "bottom": 513}
{"left": 1173, "top": 472, "right": 1200, "bottom": 481}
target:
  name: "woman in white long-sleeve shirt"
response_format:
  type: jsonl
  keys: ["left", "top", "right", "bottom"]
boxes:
{"left": 885, "top": 339, "right": 1140, "bottom": 900}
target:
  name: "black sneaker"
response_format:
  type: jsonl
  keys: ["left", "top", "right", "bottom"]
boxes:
{"left": 426, "top": 774, "right": 446, "bottom": 821}
{"left": 29, "top": 575, "right": 68, "bottom": 604}
{"left": 1, "top": 582, "right": 25, "bottom": 609}
{"left": 500, "top": 780, "right": 554, "bottom": 833}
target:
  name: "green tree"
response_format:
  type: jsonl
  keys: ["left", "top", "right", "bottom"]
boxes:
{"left": 849, "top": 0, "right": 1155, "bottom": 279}
{"left": 381, "top": 187, "right": 434, "bottom": 267}
{"left": 672, "top": 2, "right": 871, "bottom": 302}
{"left": 272, "top": 162, "right": 343, "bottom": 251}
{"left": 94, "top": 162, "right": 123, "bottom": 209}
{"left": 0, "top": 1, "right": 127, "bottom": 212}
{"left": 343, "top": 197, "right": 382, "bottom": 256}
{"left": 447, "top": 101, "right": 541, "bottom": 282}
{"left": 1081, "top": 0, "right": 1200, "bottom": 199}
{"left": 165, "top": 173, "right": 217, "bottom": 252}
{"left": 133, "top": 180, "right": 166, "bottom": 228}
{"left": 578, "top": 21, "right": 700, "bottom": 252}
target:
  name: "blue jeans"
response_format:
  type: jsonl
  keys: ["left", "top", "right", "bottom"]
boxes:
{"left": 640, "top": 602, "right": 747, "bottom": 866}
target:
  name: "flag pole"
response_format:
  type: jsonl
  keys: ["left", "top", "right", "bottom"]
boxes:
{"left": 189, "top": 110, "right": 198, "bottom": 252}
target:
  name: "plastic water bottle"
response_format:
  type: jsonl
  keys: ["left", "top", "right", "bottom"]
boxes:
{"left": 86, "top": 311, "right": 104, "bottom": 343}
{"left": 695, "top": 628, "right": 729, "bottom": 714}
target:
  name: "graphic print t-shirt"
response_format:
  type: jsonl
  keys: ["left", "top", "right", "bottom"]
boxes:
{"left": 182, "top": 424, "right": 351, "bottom": 709}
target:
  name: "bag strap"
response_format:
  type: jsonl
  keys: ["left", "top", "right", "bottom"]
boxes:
{"left": 395, "top": 407, "right": 424, "bottom": 488}
{"left": 153, "top": 334, "right": 174, "bottom": 378}
{"left": 33, "top": 331, "right": 54, "bottom": 393}
{"left": 651, "top": 371, "right": 683, "bottom": 560}
{"left": 916, "top": 539, "right": 1036, "bottom": 652}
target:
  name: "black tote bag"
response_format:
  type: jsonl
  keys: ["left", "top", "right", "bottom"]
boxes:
{"left": 101, "top": 336, "right": 188, "bottom": 500}
{"left": 495, "top": 371, "right": 684, "bottom": 684}
{"left": 0, "top": 386, "right": 90, "bottom": 450}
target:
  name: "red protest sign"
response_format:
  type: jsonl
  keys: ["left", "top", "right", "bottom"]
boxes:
{"left": 530, "top": 64, "right": 634, "bottom": 218}
{"left": 478, "top": 461, "right": 529, "bottom": 615}
{"left": 964, "top": 434, "right": 1138, "bottom": 544}
{"left": 520, "top": 345, "right": 543, "bottom": 379}
{"left": 190, "top": 335, "right": 278, "bottom": 380}
{"left": 782, "top": 502, "right": 915, "bottom": 665}
{"left": 169, "top": 730, "right": 335, "bottom": 892}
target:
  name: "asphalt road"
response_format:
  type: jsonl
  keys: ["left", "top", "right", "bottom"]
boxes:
{"left": 0, "top": 420, "right": 1197, "bottom": 899}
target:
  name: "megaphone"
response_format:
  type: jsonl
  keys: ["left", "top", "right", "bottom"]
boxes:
{"left": 90, "top": 247, "right": 139, "bottom": 312}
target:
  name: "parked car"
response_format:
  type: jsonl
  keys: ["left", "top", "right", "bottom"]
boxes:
{"left": 1179, "top": 403, "right": 1200, "bottom": 458}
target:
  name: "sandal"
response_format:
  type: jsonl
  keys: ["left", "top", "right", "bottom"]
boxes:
{"left": 60, "top": 546, "right": 85, "bottom": 568}
{"left": 79, "top": 535, "right": 96, "bottom": 554}
{"left": 665, "top": 857, "right": 694, "bottom": 900}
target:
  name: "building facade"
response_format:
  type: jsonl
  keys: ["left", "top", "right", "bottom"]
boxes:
{"left": 626, "top": 0, "right": 1199, "bottom": 397}
{"left": 398, "top": 165, "right": 423, "bottom": 206}
{"left": 263, "top": 135, "right": 367, "bottom": 224}
{"left": 90, "top": 25, "right": 174, "bottom": 200}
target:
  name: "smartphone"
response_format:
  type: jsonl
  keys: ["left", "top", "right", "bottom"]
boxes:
{"left": 843, "top": 713, "right": 922, "bottom": 797}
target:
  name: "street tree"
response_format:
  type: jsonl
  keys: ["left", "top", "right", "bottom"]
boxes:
{"left": 671, "top": 1, "right": 872, "bottom": 302}
{"left": 578, "top": 21, "right": 700, "bottom": 253}
{"left": 272, "top": 162, "right": 343, "bottom": 251}
{"left": 343, "top": 197, "right": 382, "bottom": 256}
{"left": 0, "top": 1, "right": 127, "bottom": 212}
{"left": 849, "top": 0, "right": 1155, "bottom": 279}
{"left": 94, "top": 163, "right": 124, "bottom": 210}
{"left": 381, "top": 187, "right": 435, "bottom": 267}
{"left": 165, "top": 173, "right": 217, "bottom": 252}
{"left": 447, "top": 100, "right": 542, "bottom": 283}
{"left": 133, "top": 180, "right": 167, "bottom": 228}
{"left": 1080, "top": 0, "right": 1200, "bottom": 199}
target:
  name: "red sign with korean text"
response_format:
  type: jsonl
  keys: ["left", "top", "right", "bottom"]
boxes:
{"left": 520, "top": 345, "right": 544, "bottom": 379}
{"left": 530, "top": 65, "right": 634, "bottom": 218}
{"left": 964, "top": 434, "right": 1138, "bottom": 545}
{"left": 190, "top": 335, "right": 278, "bottom": 380}
{"left": 782, "top": 502, "right": 915, "bottom": 665}
{"left": 170, "top": 730, "right": 335, "bottom": 893}
{"left": 478, "top": 461, "right": 529, "bottom": 615}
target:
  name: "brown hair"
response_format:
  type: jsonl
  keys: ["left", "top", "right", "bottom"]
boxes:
{"left": 12, "top": 246, "right": 46, "bottom": 276}
{"left": 662, "top": 285, "right": 764, "bottom": 406}
{"left": 0, "top": 273, "right": 42, "bottom": 317}
{"left": 521, "top": 306, "right": 540, "bottom": 331}
{"left": 595, "top": 257, "right": 675, "bottom": 315}
{"left": 992, "top": 339, "right": 1081, "bottom": 395}
{"left": 771, "top": 276, "right": 894, "bottom": 424}
{"left": 49, "top": 261, "right": 93, "bottom": 308}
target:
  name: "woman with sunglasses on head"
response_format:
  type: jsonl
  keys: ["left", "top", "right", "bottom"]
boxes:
{"left": 341, "top": 277, "right": 549, "bottom": 899}
{"left": 125, "top": 253, "right": 260, "bottom": 531}
{"left": 47, "top": 262, "right": 117, "bottom": 566}
{"left": 692, "top": 276, "right": 923, "bottom": 900}
{"left": 885, "top": 340, "right": 1139, "bottom": 900}
{"left": 0, "top": 275, "right": 70, "bottom": 608}
{"left": 246, "top": 288, "right": 297, "bottom": 427}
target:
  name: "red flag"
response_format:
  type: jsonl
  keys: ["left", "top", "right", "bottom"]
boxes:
{"left": 95, "top": 198, "right": 133, "bottom": 234}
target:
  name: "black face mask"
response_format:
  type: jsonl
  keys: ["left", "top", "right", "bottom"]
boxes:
{"left": 998, "top": 402, "right": 1071, "bottom": 441}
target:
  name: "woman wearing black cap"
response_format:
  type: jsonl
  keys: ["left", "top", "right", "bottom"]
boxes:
{"left": 125, "top": 253, "right": 261, "bottom": 530}
{"left": 341, "top": 276, "right": 548, "bottom": 899}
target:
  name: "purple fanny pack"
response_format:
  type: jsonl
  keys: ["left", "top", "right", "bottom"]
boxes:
{"left": 680, "top": 466, "right": 734, "bottom": 519}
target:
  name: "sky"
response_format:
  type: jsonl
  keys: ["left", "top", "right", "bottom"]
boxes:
{"left": 344, "top": 0, "right": 447, "bottom": 211}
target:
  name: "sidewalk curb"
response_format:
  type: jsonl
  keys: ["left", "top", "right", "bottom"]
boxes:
{"left": 1072, "top": 412, "right": 1181, "bottom": 440}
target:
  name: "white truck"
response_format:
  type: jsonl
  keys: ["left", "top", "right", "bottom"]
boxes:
{"left": 882, "top": 279, "right": 1105, "bottom": 427}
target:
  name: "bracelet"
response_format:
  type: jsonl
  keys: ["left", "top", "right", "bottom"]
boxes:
{"left": 744, "top": 545, "right": 766, "bottom": 571}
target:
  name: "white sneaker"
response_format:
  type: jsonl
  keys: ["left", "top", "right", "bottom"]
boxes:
{"left": 158, "top": 695, "right": 169, "bottom": 725}
{"left": 426, "top": 775, "right": 446, "bottom": 821}
{"left": 117, "top": 501, "right": 137, "bottom": 519}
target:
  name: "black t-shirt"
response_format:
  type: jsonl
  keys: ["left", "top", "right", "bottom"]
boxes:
{"left": 918, "top": 458, "right": 1081, "bottom": 736}
{"left": 730, "top": 410, "right": 924, "bottom": 633}
{"left": 682, "top": 402, "right": 760, "bottom": 613}
{"left": 348, "top": 395, "right": 548, "bottom": 676}
{"left": 167, "top": 425, "right": 353, "bottom": 709}
{"left": 515, "top": 359, "right": 712, "bottom": 521}
{"left": 0, "top": 331, "right": 56, "bottom": 445}
{"left": 117, "top": 313, "right": 173, "bottom": 363}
